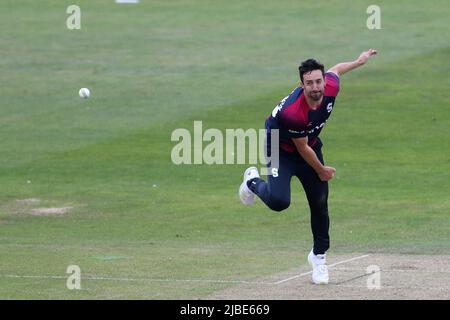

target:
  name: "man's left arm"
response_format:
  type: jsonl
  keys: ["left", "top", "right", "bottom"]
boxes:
{"left": 328, "top": 49, "right": 378, "bottom": 76}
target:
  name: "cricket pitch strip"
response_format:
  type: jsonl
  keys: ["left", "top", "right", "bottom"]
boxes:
{"left": 207, "top": 253, "right": 450, "bottom": 300}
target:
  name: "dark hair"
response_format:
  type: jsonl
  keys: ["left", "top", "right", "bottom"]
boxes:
{"left": 298, "top": 59, "right": 325, "bottom": 83}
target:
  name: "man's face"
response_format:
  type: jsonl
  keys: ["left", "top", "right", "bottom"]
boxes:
{"left": 301, "top": 70, "right": 325, "bottom": 102}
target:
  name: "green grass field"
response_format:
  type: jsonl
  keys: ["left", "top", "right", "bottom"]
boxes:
{"left": 0, "top": 0, "right": 449, "bottom": 299}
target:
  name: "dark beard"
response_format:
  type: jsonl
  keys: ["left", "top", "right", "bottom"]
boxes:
{"left": 308, "top": 91, "right": 323, "bottom": 101}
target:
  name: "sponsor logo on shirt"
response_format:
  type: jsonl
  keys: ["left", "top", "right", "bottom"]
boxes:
{"left": 327, "top": 102, "right": 333, "bottom": 113}
{"left": 307, "top": 121, "right": 327, "bottom": 134}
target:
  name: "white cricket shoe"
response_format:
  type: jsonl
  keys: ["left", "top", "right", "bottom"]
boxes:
{"left": 308, "top": 249, "right": 329, "bottom": 285}
{"left": 238, "top": 167, "right": 260, "bottom": 205}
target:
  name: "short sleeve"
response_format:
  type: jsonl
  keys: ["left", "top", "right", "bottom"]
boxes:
{"left": 324, "top": 71, "right": 340, "bottom": 97}
{"left": 287, "top": 127, "right": 308, "bottom": 139}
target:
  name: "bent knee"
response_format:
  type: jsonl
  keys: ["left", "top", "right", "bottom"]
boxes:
{"left": 268, "top": 198, "right": 290, "bottom": 212}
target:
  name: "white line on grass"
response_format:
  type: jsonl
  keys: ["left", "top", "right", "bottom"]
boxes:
{"left": 274, "top": 254, "right": 371, "bottom": 285}
{"left": 0, "top": 254, "right": 371, "bottom": 286}
{"left": 0, "top": 274, "right": 273, "bottom": 285}
{"left": 328, "top": 267, "right": 450, "bottom": 273}
{"left": 333, "top": 284, "right": 449, "bottom": 290}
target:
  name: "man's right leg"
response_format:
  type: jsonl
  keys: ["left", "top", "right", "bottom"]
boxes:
{"left": 246, "top": 154, "right": 294, "bottom": 212}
